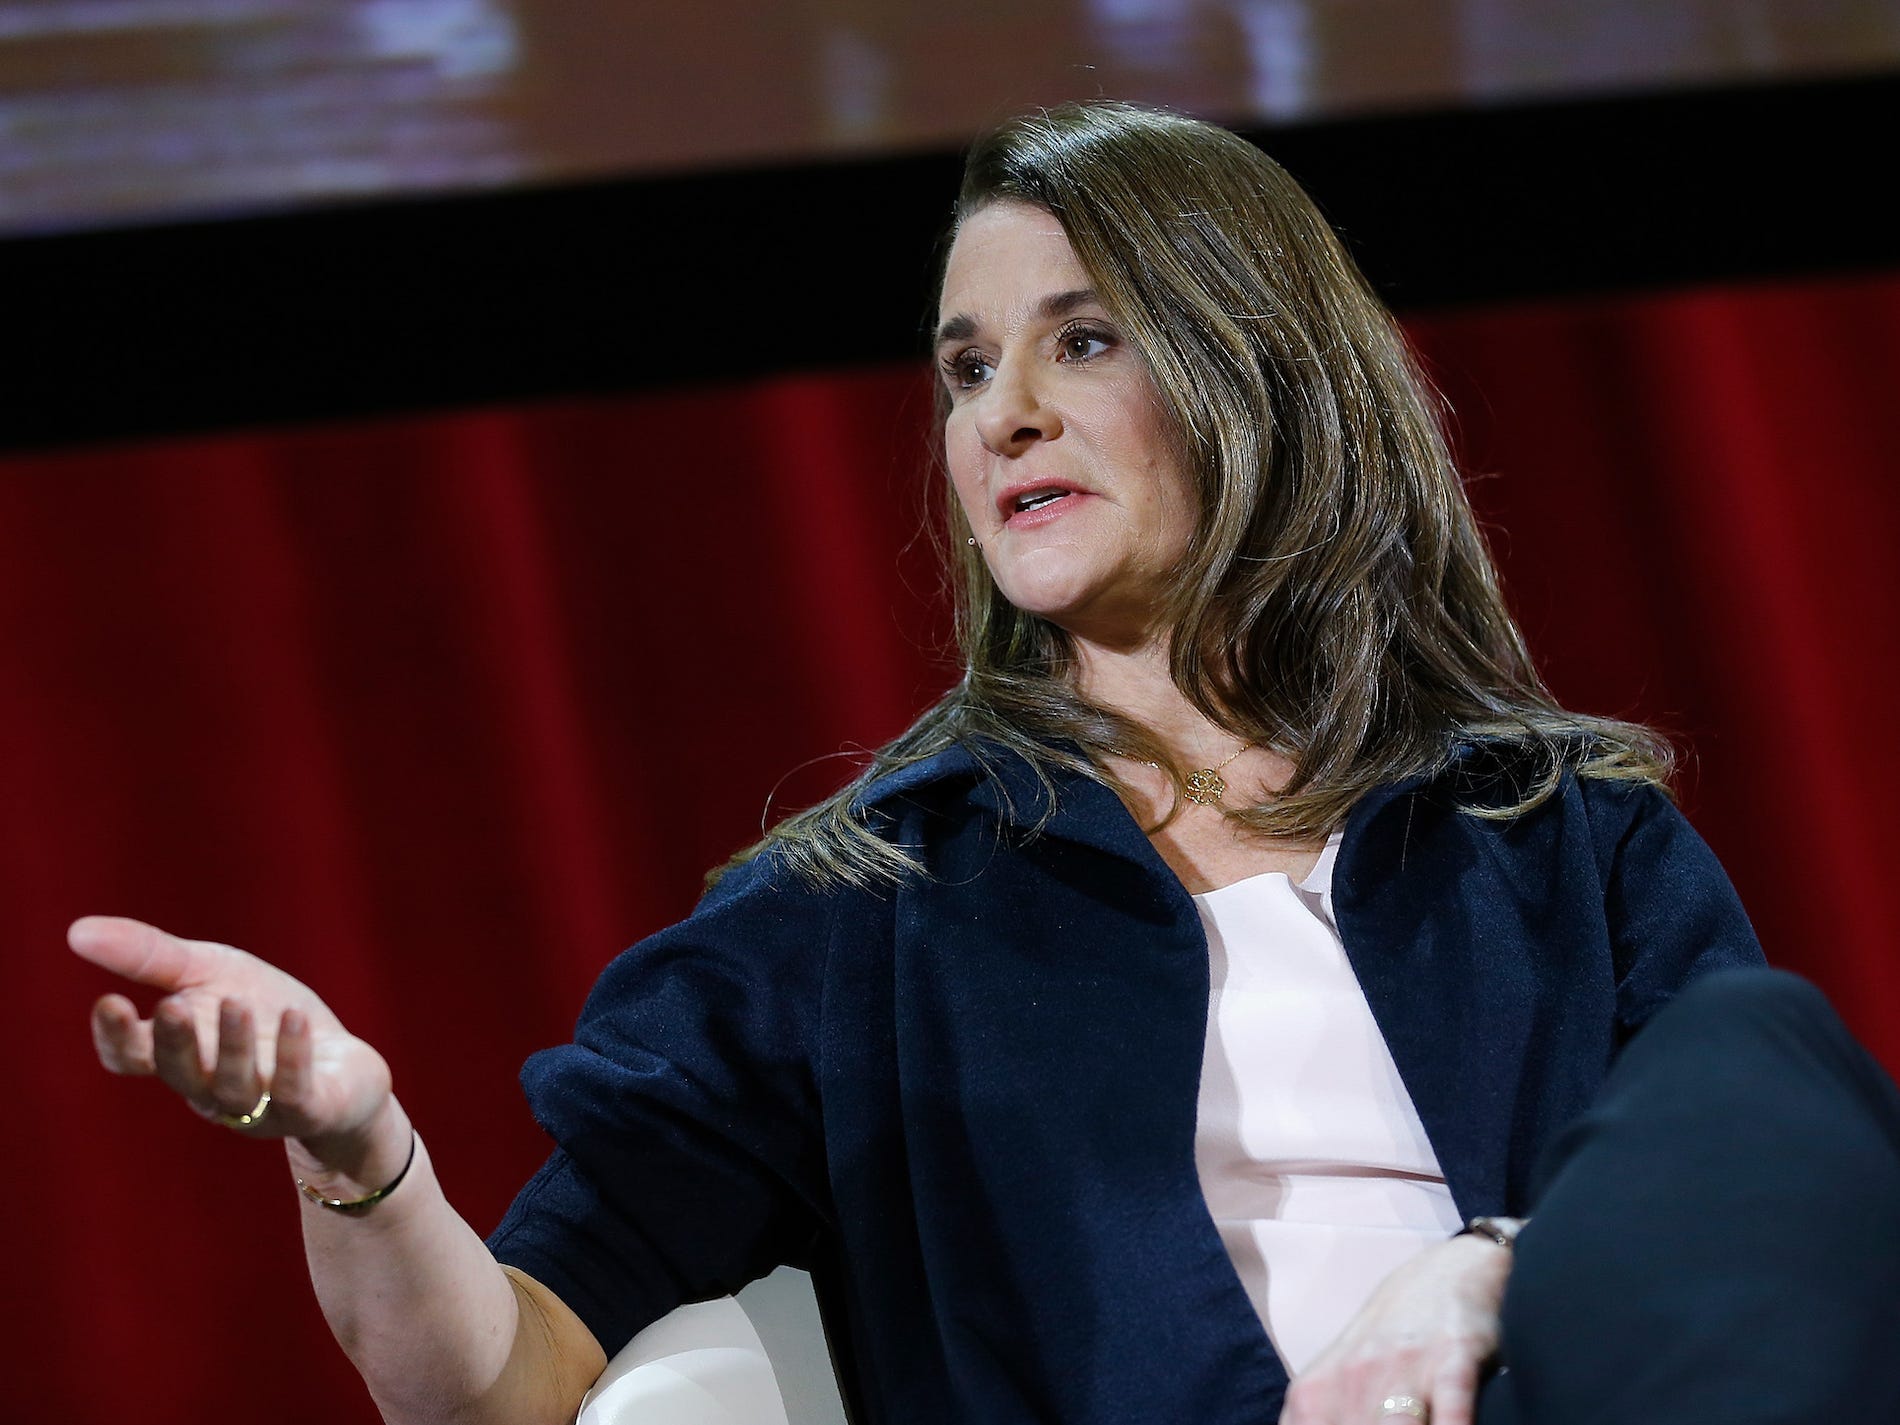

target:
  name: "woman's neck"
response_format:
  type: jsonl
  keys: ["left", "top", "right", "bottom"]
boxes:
{"left": 1074, "top": 634, "right": 1307, "bottom": 854}
{"left": 1074, "top": 635, "right": 1241, "bottom": 767}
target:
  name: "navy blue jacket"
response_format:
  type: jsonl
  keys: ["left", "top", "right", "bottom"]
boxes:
{"left": 488, "top": 739, "right": 1764, "bottom": 1423}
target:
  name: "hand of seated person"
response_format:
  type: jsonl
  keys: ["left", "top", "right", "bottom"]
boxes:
{"left": 1279, "top": 1232, "right": 1512, "bottom": 1425}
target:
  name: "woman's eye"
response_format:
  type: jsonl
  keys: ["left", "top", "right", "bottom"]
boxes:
{"left": 942, "top": 352, "right": 994, "bottom": 390}
{"left": 1059, "top": 329, "right": 1111, "bottom": 362}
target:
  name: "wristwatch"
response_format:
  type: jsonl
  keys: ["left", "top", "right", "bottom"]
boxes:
{"left": 1457, "top": 1215, "right": 1526, "bottom": 1250}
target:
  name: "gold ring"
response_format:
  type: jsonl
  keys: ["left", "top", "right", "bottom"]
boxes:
{"left": 1380, "top": 1395, "right": 1428, "bottom": 1421}
{"left": 214, "top": 1090, "right": 271, "bottom": 1130}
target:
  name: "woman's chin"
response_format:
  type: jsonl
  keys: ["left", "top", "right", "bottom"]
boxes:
{"left": 993, "top": 578, "right": 1094, "bottom": 628}
{"left": 994, "top": 582, "right": 1154, "bottom": 650}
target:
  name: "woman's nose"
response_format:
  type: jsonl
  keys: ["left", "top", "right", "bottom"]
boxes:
{"left": 975, "top": 364, "right": 1062, "bottom": 456}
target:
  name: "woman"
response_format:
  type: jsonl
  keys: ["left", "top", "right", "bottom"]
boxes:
{"left": 72, "top": 103, "right": 1900, "bottom": 1425}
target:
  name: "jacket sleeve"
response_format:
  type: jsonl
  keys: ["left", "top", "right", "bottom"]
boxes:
{"left": 1595, "top": 780, "right": 1768, "bottom": 1042}
{"left": 485, "top": 851, "right": 837, "bottom": 1356}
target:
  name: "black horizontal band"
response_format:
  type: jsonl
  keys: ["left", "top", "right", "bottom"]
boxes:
{"left": 8, "top": 71, "right": 1897, "bottom": 451}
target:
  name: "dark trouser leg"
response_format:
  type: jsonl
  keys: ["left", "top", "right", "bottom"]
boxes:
{"left": 1477, "top": 968, "right": 1900, "bottom": 1425}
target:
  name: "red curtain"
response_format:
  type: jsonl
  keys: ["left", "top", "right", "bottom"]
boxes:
{"left": 10, "top": 270, "right": 1899, "bottom": 1421}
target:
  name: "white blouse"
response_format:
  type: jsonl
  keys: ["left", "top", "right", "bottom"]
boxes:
{"left": 1192, "top": 833, "right": 1463, "bottom": 1374}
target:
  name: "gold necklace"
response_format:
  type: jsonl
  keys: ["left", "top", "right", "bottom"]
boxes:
{"left": 1149, "top": 742, "right": 1251, "bottom": 807}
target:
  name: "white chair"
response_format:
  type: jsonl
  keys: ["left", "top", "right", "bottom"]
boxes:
{"left": 578, "top": 1266, "right": 850, "bottom": 1425}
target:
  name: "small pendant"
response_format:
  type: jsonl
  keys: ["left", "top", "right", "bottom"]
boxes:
{"left": 1183, "top": 768, "right": 1227, "bottom": 806}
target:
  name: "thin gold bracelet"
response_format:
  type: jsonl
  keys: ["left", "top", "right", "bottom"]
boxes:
{"left": 297, "top": 1131, "right": 418, "bottom": 1215}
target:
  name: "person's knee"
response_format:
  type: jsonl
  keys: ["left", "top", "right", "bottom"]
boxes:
{"left": 1605, "top": 968, "right": 1857, "bottom": 1127}
{"left": 1652, "top": 965, "right": 1834, "bottom": 1041}
{"left": 1631, "top": 965, "right": 1900, "bottom": 1151}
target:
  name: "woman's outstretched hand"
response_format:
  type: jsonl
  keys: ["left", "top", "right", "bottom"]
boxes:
{"left": 1279, "top": 1233, "right": 1513, "bottom": 1425}
{"left": 71, "top": 915, "right": 395, "bottom": 1164}
{"left": 74, "top": 916, "right": 602, "bottom": 1423}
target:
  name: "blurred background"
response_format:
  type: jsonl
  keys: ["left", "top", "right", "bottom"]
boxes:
{"left": 7, "top": 3, "right": 1900, "bottom": 1419}
{"left": 5, "top": 0, "right": 1900, "bottom": 234}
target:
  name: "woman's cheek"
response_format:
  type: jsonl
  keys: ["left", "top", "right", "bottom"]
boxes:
{"left": 945, "top": 439, "right": 988, "bottom": 528}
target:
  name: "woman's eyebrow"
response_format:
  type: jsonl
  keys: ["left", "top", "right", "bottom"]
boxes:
{"left": 1039, "top": 287, "right": 1101, "bottom": 321}
{"left": 934, "top": 288, "right": 1102, "bottom": 351}
{"left": 934, "top": 313, "right": 978, "bottom": 349}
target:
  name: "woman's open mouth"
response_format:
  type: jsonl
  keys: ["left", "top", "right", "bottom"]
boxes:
{"left": 999, "top": 483, "right": 1087, "bottom": 530}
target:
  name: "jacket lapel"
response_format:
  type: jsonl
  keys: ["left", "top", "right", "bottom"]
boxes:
{"left": 1331, "top": 769, "right": 1556, "bottom": 1218}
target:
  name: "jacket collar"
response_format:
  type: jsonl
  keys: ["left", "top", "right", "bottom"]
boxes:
{"left": 853, "top": 736, "right": 1160, "bottom": 866}
{"left": 853, "top": 734, "right": 1478, "bottom": 863}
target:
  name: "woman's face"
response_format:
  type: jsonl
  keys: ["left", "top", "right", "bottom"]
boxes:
{"left": 936, "top": 201, "right": 1198, "bottom": 651}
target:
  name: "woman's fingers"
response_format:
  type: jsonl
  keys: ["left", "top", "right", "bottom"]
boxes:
{"left": 1284, "top": 1349, "right": 1473, "bottom": 1424}
{"left": 69, "top": 915, "right": 223, "bottom": 992}
{"left": 78, "top": 924, "right": 369, "bottom": 1142}
{"left": 1426, "top": 1347, "right": 1481, "bottom": 1425}
{"left": 272, "top": 1007, "right": 315, "bottom": 1125}
{"left": 151, "top": 998, "right": 212, "bottom": 1105}
{"left": 208, "top": 999, "right": 265, "bottom": 1117}
{"left": 91, "top": 993, "right": 156, "bottom": 1074}
{"left": 146, "top": 996, "right": 287, "bottom": 1128}
{"left": 1426, "top": 1384, "right": 1472, "bottom": 1425}
{"left": 93, "top": 992, "right": 270, "bottom": 1112}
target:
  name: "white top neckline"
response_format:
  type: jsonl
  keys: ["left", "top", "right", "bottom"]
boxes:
{"left": 1192, "top": 829, "right": 1342, "bottom": 903}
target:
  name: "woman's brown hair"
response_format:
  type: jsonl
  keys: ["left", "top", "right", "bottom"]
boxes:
{"left": 727, "top": 100, "right": 1670, "bottom": 890}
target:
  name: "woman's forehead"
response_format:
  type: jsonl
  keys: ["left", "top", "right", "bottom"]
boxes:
{"left": 937, "top": 202, "right": 1089, "bottom": 327}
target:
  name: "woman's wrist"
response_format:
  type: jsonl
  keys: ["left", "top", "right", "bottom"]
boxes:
{"left": 287, "top": 1096, "right": 413, "bottom": 1202}
{"left": 1456, "top": 1215, "right": 1527, "bottom": 1251}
